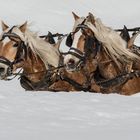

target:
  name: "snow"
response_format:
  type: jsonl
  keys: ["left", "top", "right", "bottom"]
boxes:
{"left": 1, "top": 87, "right": 140, "bottom": 140}
{"left": 0, "top": 0, "right": 140, "bottom": 140}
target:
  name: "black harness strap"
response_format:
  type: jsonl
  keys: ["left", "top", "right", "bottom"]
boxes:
{"left": 69, "top": 47, "right": 84, "bottom": 56}
{"left": 60, "top": 74, "right": 90, "bottom": 91}
{"left": 40, "top": 33, "right": 67, "bottom": 39}
{"left": 95, "top": 70, "right": 140, "bottom": 89}
{"left": 0, "top": 56, "right": 13, "bottom": 67}
{"left": 1, "top": 26, "right": 21, "bottom": 41}
{"left": 116, "top": 27, "right": 140, "bottom": 32}
{"left": 62, "top": 51, "right": 85, "bottom": 60}
{"left": 20, "top": 70, "right": 55, "bottom": 91}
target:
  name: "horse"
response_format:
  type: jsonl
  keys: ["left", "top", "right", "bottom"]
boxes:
{"left": 0, "top": 21, "right": 73, "bottom": 91}
{"left": 46, "top": 12, "right": 102, "bottom": 92}
{"left": 63, "top": 12, "right": 140, "bottom": 95}
{"left": 0, "top": 21, "right": 92, "bottom": 92}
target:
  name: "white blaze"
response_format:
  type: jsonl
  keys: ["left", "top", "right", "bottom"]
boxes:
{"left": 71, "top": 30, "right": 82, "bottom": 49}
{"left": 64, "top": 30, "right": 82, "bottom": 66}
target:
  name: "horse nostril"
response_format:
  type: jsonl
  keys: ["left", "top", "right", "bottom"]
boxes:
{"left": 0, "top": 67, "right": 5, "bottom": 73}
{"left": 68, "top": 59, "right": 75, "bottom": 65}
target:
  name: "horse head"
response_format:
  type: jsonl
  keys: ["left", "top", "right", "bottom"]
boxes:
{"left": 64, "top": 12, "right": 99, "bottom": 72}
{"left": 0, "top": 21, "right": 61, "bottom": 82}
{"left": 0, "top": 21, "right": 28, "bottom": 80}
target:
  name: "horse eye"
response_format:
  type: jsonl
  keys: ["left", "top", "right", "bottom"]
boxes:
{"left": 13, "top": 43, "right": 19, "bottom": 47}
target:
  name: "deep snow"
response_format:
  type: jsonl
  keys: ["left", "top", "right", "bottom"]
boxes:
{"left": 0, "top": 0, "right": 140, "bottom": 140}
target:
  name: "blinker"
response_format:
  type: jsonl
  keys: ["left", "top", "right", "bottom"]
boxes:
{"left": 66, "top": 33, "right": 73, "bottom": 47}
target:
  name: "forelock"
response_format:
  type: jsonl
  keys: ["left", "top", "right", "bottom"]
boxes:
{"left": 11, "top": 26, "right": 25, "bottom": 41}
{"left": 73, "top": 17, "right": 85, "bottom": 32}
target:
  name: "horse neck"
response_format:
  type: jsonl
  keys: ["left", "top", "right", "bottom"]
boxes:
{"left": 85, "top": 54, "right": 98, "bottom": 74}
{"left": 96, "top": 49, "right": 123, "bottom": 79}
{"left": 22, "top": 50, "right": 47, "bottom": 83}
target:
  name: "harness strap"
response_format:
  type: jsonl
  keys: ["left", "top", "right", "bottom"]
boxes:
{"left": 62, "top": 51, "right": 85, "bottom": 61}
{"left": 116, "top": 27, "right": 140, "bottom": 32}
{"left": 6, "top": 68, "right": 23, "bottom": 81}
{"left": 1, "top": 26, "right": 21, "bottom": 41}
{"left": 69, "top": 47, "right": 84, "bottom": 56}
{"left": 20, "top": 71, "right": 54, "bottom": 91}
{"left": 0, "top": 56, "right": 13, "bottom": 66}
{"left": 60, "top": 74, "right": 90, "bottom": 91}
{"left": 95, "top": 70, "right": 140, "bottom": 89}
{"left": 40, "top": 33, "right": 68, "bottom": 38}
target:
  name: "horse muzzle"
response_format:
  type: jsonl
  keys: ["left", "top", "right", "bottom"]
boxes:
{"left": 0, "top": 63, "right": 13, "bottom": 80}
{"left": 65, "top": 59, "right": 84, "bottom": 72}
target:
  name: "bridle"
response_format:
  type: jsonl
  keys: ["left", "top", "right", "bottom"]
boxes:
{"left": 0, "top": 27, "right": 27, "bottom": 78}
{"left": 64, "top": 20, "right": 101, "bottom": 70}
{"left": 0, "top": 26, "right": 22, "bottom": 41}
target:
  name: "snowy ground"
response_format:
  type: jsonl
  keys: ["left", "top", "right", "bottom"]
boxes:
{"left": 0, "top": 0, "right": 140, "bottom": 140}
{"left": 1, "top": 80, "right": 140, "bottom": 140}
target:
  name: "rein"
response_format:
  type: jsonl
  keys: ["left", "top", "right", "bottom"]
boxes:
{"left": 6, "top": 68, "right": 23, "bottom": 81}
{"left": 60, "top": 74, "right": 90, "bottom": 91}
{"left": 115, "top": 27, "right": 140, "bottom": 32}
{"left": 95, "top": 70, "right": 140, "bottom": 89}
{"left": 11, "top": 65, "right": 64, "bottom": 77}
{"left": 40, "top": 33, "right": 68, "bottom": 39}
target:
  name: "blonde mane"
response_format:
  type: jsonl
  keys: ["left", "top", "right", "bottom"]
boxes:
{"left": 86, "top": 18, "right": 140, "bottom": 64}
{"left": 10, "top": 26, "right": 60, "bottom": 69}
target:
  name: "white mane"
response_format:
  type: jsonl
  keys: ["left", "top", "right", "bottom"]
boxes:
{"left": 10, "top": 26, "right": 60, "bottom": 69}
{"left": 86, "top": 18, "right": 140, "bottom": 64}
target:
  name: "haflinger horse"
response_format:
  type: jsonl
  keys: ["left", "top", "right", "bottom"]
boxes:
{"left": 0, "top": 21, "right": 76, "bottom": 91}
{"left": 49, "top": 12, "right": 101, "bottom": 92}
{"left": 63, "top": 12, "right": 140, "bottom": 95}
{"left": 0, "top": 20, "right": 96, "bottom": 92}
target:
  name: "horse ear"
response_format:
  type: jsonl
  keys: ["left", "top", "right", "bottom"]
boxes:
{"left": 19, "top": 21, "right": 27, "bottom": 33}
{"left": 87, "top": 12, "right": 95, "bottom": 24}
{"left": 45, "top": 31, "right": 56, "bottom": 44}
{"left": 120, "top": 25, "right": 130, "bottom": 42}
{"left": 72, "top": 12, "right": 80, "bottom": 20}
{"left": 1, "top": 21, "right": 9, "bottom": 31}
